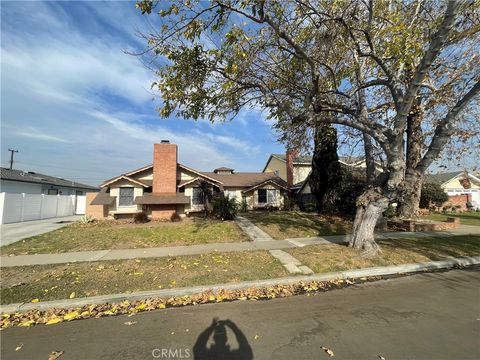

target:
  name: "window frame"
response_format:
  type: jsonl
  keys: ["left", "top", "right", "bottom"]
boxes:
{"left": 118, "top": 187, "right": 135, "bottom": 207}
{"left": 192, "top": 187, "right": 204, "bottom": 205}
{"left": 257, "top": 189, "right": 267, "bottom": 204}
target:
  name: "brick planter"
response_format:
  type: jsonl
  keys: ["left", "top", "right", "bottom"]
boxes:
{"left": 388, "top": 217, "right": 460, "bottom": 232}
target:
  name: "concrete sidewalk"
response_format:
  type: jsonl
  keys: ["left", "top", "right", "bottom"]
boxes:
{"left": 1, "top": 226, "right": 478, "bottom": 267}
{"left": 0, "top": 216, "right": 81, "bottom": 247}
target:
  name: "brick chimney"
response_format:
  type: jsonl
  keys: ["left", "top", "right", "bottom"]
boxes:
{"left": 286, "top": 148, "right": 298, "bottom": 189}
{"left": 153, "top": 141, "right": 177, "bottom": 194}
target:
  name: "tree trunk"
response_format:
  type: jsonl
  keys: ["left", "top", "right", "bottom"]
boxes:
{"left": 310, "top": 123, "right": 342, "bottom": 212}
{"left": 397, "top": 98, "right": 423, "bottom": 218}
{"left": 349, "top": 187, "right": 389, "bottom": 257}
{"left": 363, "top": 133, "right": 376, "bottom": 185}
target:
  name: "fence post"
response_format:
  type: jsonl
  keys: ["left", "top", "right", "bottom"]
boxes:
{"left": 55, "top": 194, "right": 60, "bottom": 217}
{"left": 0, "top": 193, "right": 5, "bottom": 225}
{"left": 39, "top": 193, "right": 44, "bottom": 219}
{"left": 20, "top": 193, "right": 26, "bottom": 222}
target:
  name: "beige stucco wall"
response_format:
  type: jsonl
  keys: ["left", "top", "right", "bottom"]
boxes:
{"left": 443, "top": 177, "right": 480, "bottom": 190}
{"left": 108, "top": 180, "right": 143, "bottom": 214}
{"left": 263, "top": 157, "right": 287, "bottom": 180}
{"left": 244, "top": 183, "right": 285, "bottom": 209}
{"left": 293, "top": 165, "right": 311, "bottom": 185}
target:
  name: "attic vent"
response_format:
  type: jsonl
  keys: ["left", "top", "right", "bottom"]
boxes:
{"left": 28, "top": 171, "right": 36, "bottom": 174}
{"left": 160, "top": 140, "right": 170, "bottom": 144}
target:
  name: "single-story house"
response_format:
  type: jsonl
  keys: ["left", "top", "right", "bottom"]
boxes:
{"left": 0, "top": 167, "right": 99, "bottom": 195}
{"left": 87, "top": 141, "right": 288, "bottom": 220}
{"left": 425, "top": 171, "right": 480, "bottom": 208}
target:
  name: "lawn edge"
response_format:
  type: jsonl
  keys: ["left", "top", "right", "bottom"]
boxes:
{"left": 2, "top": 255, "right": 479, "bottom": 314}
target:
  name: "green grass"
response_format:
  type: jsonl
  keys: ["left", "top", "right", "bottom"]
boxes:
{"left": 0, "top": 251, "right": 289, "bottom": 304}
{"left": 243, "top": 211, "right": 351, "bottom": 239}
{"left": 1, "top": 218, "right": 248, "bottom": 255}
{"left": 422, "top": 211, "right": 480, "bottom": 226}
{"left": 287, "top": 235, "right": 480, "bottom": 274}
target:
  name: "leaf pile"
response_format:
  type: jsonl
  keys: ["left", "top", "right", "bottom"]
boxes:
{"left": 1, "top": 277, "right": 379, "bottom": 329}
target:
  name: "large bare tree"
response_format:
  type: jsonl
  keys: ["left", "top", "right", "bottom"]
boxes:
{"left": 137, "top": 0, "right": 480, "bottom": 256}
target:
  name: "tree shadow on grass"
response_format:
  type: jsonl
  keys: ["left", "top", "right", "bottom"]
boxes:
{"left": 377, "top": 235, "right": 480, "bottom": 261}
{"left": 247, "top": 211, "right": 350, "bottom": 237}
{"left": 193, "top": 317, "right": 253, "bottom": 360}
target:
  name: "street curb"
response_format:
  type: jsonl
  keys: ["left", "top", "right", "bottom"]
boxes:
{"left": 2, "top": 255, "right": 479, "bottom": 313}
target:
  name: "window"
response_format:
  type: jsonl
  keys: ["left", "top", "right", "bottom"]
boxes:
{"left": 48, "top": 189, "right": 58, "bottom": 195}
{"left": 258, "top": 189, "right": 267, "bottom": 204}
{"left": 76, "top": 190, "right": 83, "bottom": 196}
{"left": 119, "top": 187, "right": 134, "bottom": 206}
{"left": 192, "top": 187, "right": 204, "bottom": 205}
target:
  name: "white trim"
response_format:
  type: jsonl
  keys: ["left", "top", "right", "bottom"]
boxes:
{"left": 102, "top": 175, "right": 149, "bottom": 188}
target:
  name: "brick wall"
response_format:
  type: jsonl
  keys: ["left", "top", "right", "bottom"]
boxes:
{"left": 85, "top": 192, "right": 107, "bottom": 219}
{"left": 152, "top": 143, "right": 177, "bottom": 194}
{"left": 150, "top": 204, "right": 178, "bottom": 220}
{"left": 443, "top": 194, "right": 471, "bottom": 211}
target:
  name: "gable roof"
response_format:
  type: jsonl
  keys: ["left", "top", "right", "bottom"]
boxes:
{"left": 101, "top": 175, "right": 151, "bottom": 188}
{"left": 200, "top": 171, "right": 287, "bottom": 188}
{"left": 0, "top": 167, "right": 98, "bottom": 190}
{"left": 270, "top": 154, "right": 313, "bottom": 164}
{"left": 425, "top": 171, "right": 480, "bottom": 186}
{"left": 242, "top": 178, "right": 289, "bottom": 193}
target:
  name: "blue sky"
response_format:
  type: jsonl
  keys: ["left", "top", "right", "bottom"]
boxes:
{"left": 1, "top": 0, "right": 285, "bottom": 186}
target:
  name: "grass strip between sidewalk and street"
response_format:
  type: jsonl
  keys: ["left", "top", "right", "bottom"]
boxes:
{"left": 286, "top": 235, "right": 480, "bottom": 273}
{"left": 1, "top": 218, "right": 248, "bottom": 256}
{"left": 0, "top": 251, "right": 288, "bottom": 305}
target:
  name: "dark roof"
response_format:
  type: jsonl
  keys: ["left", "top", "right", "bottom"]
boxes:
{"left": 271, "top": 154, "right": 312, "bottom": 164}
{"left": 200, "top": 171, "right": 287, "bottom": 188}
{"left": 424, "top": 171, "right": 464, "bottom": 185}
{"left": 0, "top": 167, "right": 99, "bottom": 190}
{"left": 90, "top": 188, "right": 116, "bottom": 205}
{"left": 213, "top": 167, "right": 234, "bottom": 173}
{"left": 135, "top": 194, "right": 190, "bottom": 205}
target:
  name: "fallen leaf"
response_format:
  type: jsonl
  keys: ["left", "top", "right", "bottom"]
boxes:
{"left": 48, "top": 350, "right": 64, "bottom": 360}
{"left": 46, "top": 317, "right": 63, "bottom": 325}
{"left": 63, "top": 311, "right": 79, "bottom": 321}
{"left": 124, "top": 321, "right": 136, "bottom": 326}
{"left": 19, "top": 320, "right": 35, "bottom": 327}
{"left": 69, "top": 292, "right": 76, "bottom": 299}
{"left": 135, "top": 303, "right": 146, "bottom": 311}
{"left": 31, "top": 298, "right": 39, "bottom": 303}
{"left": 321, "top": 346, "right": 335, "bottom": 357}
{"left": 378, "top": 356, "right": 386, "bottom": 360}
{"left": 254, "top": 335, "right": 259, "bottom": 340}
{"left": 15, "top": 343, "right": 23, "bottom": 351}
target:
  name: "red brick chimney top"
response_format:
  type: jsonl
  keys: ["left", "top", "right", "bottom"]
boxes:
{"left": 153, "top": 142, "right": 177, "bottom": 194}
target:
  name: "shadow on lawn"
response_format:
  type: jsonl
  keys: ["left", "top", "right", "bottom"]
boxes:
{"left": 248, "top": 211, "right": 350, "bottom": 237}
{"left": 377, "top": 235, "right": 480, "bottom": 261}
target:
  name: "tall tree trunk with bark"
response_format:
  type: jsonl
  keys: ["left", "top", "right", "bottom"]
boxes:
{"left": 349, "top": 139, "right": 405, "bottom": 257}
{"left": 398, "top": 99, "right": 424, "bottom": 218}
{"left": 309, "top": 123, "right": 342, "bottom": 212}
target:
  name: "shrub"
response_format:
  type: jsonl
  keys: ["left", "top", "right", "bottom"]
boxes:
{"left": 419, "top": 182, "right": 449, "bottom": 209}
{"left": 79, "top": 215, "right": 95, "bottom": 224}
{"left": 304, "top": 202, "right": 317, "bottom": 212}
{"left": 383, "top": 204, "right": 397, "bottom": 219}
{"left": 329, "top": 170, "right": 366, "bottom": 216}
{"left": 265, "top": 204, "right": 279, "bottom": 212}
{"left": 282, "top": 196, "right": 295, "bottom": 211}
{"left": 240, "top": 198, "right": 248, "bottom": 213}
{"left": 212, "top": 194, "right": 238, "bottom": 220}
{"left": 134, "top": 212, "right": 149, "bottom": 223}
{"left": 170, "top": 212, "right": 182, "bottom": 222}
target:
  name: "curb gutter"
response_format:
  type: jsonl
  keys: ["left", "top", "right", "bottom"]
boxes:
{"left": 2, "top": 255, "right": 479, "bottom": 314}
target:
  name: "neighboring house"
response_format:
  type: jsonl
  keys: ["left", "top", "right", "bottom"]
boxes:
{"left": 425, "top": 171, "right": 480, "bottom": 207}
{"left": 262, "top": 151, "right": 382, "bottom": 192}
{"left": 88, "top": 141, "right": 288, "bottom": 220}
{"left": 0, "top": 167, "right": 99, "bottom": 195}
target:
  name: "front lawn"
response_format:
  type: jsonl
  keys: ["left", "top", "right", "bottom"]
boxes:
{"left": 422, "top": 211, "right": 480, "bottom": 226}
{"left": 287, "top": 235, "right": 480, "bottom": 273}
{"left": 0, "top": 251, "right": 289, "bottom": 304}
{"left": 1, "top": 218, "right": 248, "bottom": 255}
{"left": 243, "top": 211, "right": 351, "bottom": 239}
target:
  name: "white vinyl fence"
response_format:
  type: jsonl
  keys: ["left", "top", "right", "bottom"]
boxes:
{"left": 0, "top": 193, "right": 86, "bottom": 224}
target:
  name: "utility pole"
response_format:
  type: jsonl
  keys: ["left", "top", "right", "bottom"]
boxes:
{"left": 8, "top": 148, "right": 18, "bottom": 170}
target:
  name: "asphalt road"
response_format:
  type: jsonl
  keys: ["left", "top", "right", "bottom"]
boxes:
{"left": 2, "top": 268, "right": 479, "bottom": 360}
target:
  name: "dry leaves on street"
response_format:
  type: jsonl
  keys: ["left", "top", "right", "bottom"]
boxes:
{"left": 48, "top": 350, "right": 64, "bottom": 360}
{"left": 15, "top": 343, "right": 23, "bottom": 351}
{"left": 321, "top": 346, "right": 335, "bottom": 357}
{"left": 124, "top": 321, "right": 136, "bottom": 326}
{"left": 1, "top": 277, "right": 379, "bottom": 329}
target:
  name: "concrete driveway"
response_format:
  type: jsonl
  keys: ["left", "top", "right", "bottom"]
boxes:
{"left": 0, "top": 216, "right": 81, "bottom": 246}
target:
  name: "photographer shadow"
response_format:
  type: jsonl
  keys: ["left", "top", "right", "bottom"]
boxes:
{"left": 193, "top": 318, "right": 253, "bottom": 360}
